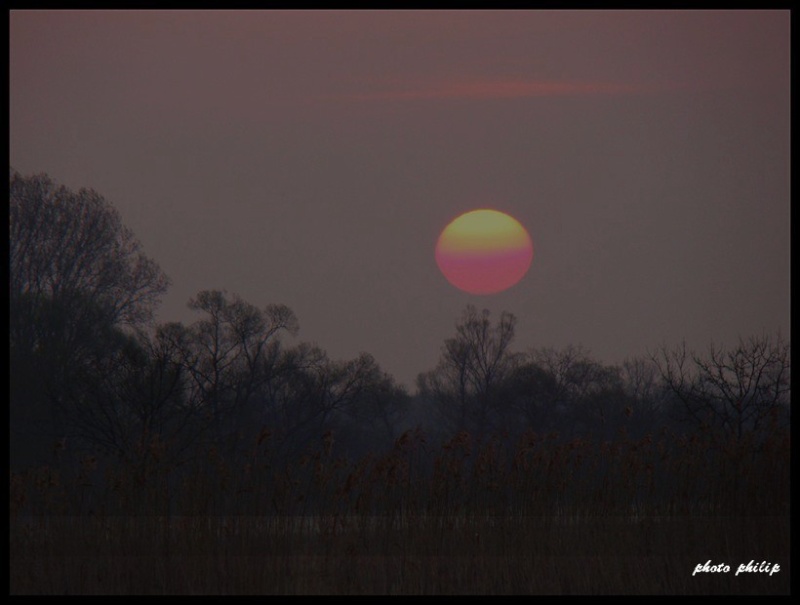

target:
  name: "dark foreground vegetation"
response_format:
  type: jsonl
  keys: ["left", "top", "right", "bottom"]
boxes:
{"left": 10, "top": 425, "right": 790, "bottom": 594}
{"left": 9, "top": 171, "right": 790, "bottom": 594}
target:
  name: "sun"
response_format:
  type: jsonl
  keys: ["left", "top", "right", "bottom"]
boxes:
{"left": 435, "top": 209, "right": 534, "bottom": 295}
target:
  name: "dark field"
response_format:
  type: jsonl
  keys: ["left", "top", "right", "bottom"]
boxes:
{"left": 10, "top": 428, "right": 790, "bottom": 594}
{"left": 9, "top": 514, "right": 789, "bottom": 594}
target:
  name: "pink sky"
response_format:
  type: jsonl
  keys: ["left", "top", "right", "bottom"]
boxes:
{"left": 10, "top": 10, "right": 790, "bottom": 387}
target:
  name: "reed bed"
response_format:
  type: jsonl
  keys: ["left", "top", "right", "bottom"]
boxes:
{"left": 10, "top": 426, "right": 790, "bottom": 594}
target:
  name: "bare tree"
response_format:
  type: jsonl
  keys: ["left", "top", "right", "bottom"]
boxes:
{"left": 620, "top": 355, "right": 669, "bottom": 431}
{"left": 337, "top": 358, "right": 411, "bottom": 454}
{"left": 417, "top": 306, "right": 521, "bottom": 440}
{"left": 260, "top": 344, "right": 400, "bottom": 460}
{"left": 526, "top": 345, "right": 627, "bottom": 439}
{"left": 162, "top": 290, "right": 299, "bottom": 452}
{"left": 9, "top": 170, "right": 169, "bottom": 466}
{"left": 500, "top": 360, "right": 559, "bottom": 434}
{"left": 60, "top": 327, "right": 204, "bottom": 471}
{"left": 9, "top": 170, "right": 169, "bottom": 335}
{"left": 652, "top": 334, "right": 790, "bottom": 444}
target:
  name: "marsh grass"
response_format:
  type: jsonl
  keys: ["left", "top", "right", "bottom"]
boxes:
{"left": 10, "top": 427, "right": 790, "bottom": 594}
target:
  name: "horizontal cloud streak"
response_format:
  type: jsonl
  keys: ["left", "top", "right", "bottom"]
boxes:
{"left": 334, "top": 78, "right": 678, "bottom": 102}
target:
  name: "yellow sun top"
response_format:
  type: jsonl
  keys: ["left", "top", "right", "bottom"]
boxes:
{"left": 437, "top": 209, "right": 532, "bottom": 254}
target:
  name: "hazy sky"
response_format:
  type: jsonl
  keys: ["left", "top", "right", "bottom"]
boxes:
{"left": 10, "top": 10, "right": 790, "bottom": 389}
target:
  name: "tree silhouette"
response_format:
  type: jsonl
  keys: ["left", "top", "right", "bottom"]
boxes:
{"left": 505, "top": 345, "right": 631, "bottom": 439}
{"left": 10, "top": 170, "right": 169, "bottom": 331}
{"left": 9, "top": 170, "right": 169, "bottom": 466}
{"left": 160, "top": 289, "right": 299, "bottom": 453}
{"left": 417, "top": 305, "right": 520, "bottom": 441}
{"left": 652, "top": 334, "right": 790, "bottom": 445}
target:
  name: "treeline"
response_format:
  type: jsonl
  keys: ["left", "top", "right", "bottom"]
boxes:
{"left": 9, "top": 170, "right": 791, "bottom": 479}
